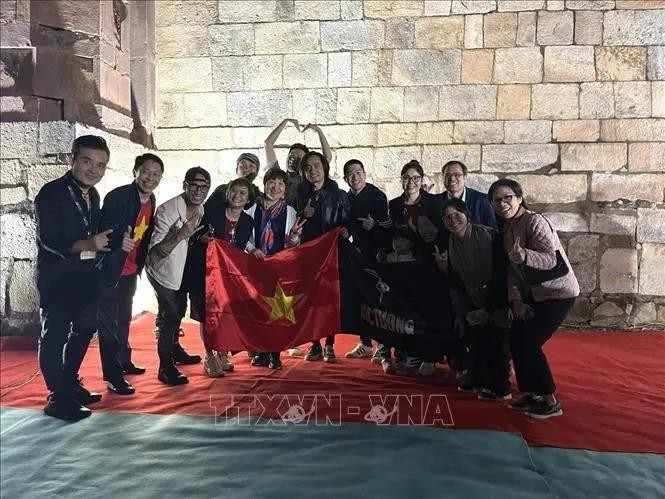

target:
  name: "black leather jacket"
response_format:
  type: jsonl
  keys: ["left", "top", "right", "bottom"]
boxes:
{"left": 296, "top": 178, "right": 350, "bottom": 243}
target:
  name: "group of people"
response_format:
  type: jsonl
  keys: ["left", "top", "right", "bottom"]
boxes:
{"left": 34, "top": 118, "right": 579, "bottom": 423}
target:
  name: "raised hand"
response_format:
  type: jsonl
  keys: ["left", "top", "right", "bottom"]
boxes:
{"left": 357, "top": 214, "right": 376, "bottom": 231}
{"left": 289, "top": 217, "right": 307, "bottom": 238}
{"left": 509, "top": 236, "right": 526, "bottom": 264}
{"left": 251, "top": 248, "right": 266, "bottom": 260}
{"left": 91, "top": 228, "right": 113, "bottom": 252}
{"left": 121, "top": 225, "right": 135, "bottom": 253}
{"left": 200, "top": 224, "right": 214, "bottom": 244}
{"left": 432, "top": 244, "right": 448, "bottom": 272}
{"left": 177, "top": 216, "right": 204, "bottom": 241}
{"left": 511, "top": 300, "right": 527, "bottom": 320}
{"left": 417, "top": 215, "right": 438, "bottom": 243}
{"left": 303, "top": 198, "right": 315, "bottom": 218}
{"left": 303, "top": 123, "right": 320, "bottom": 133}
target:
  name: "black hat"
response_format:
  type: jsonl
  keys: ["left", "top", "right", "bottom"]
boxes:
{"left": 184, "top": 166, "right": 210, "bottom": 184}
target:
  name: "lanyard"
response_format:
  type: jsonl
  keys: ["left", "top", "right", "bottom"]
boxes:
{"left": 67, "top": 183, "right": 92, "bottom": 237}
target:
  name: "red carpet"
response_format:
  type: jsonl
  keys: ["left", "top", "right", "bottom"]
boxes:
{"left": 1, "top": 313, "right": 664, "bottom": 454}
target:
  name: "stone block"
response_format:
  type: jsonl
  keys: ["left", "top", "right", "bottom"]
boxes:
{"left": 574, "top": 10, "right": 603, "bottom": 45}
{"left": 591, "top": 173, "right": 665, "bottom": 203}
{"left": 453, "top": 121, "right": 504, "bottom": 144}
{"left": 337, "top": 88, "right": 371, "bottom": 124}
{"left": 0, "top": 187, "right": 27, "bottom": 205}
{"left": 600, "top": 248, "right": 638, "bottom": 294}
{"left": 568, "top": 234, "right": 599, "bottom": 292}
{"left": 156, "top": 94, "right": 185, "bottom": 128}
{"left": 600, "top": 119, "right": 665, "bottom": 142}
{"left": 517, "top": 174, "right": 588, "bottom": 203}
{"left": 593, "top": 301, "right": 624, "bottom": 319}
{"left": 461, "top": 50, "right": 494, "bottom": 84}
{"left": 424, "top": 0, "right": 452, "bottom": 15}
{"left": 284, "top": 54, "right": 327, "bottom": 89}
{"left": 654, "top": 82, "right": 665, "bottom": 118}
{"left": 8, "top": 260, "right": 37, "bottom": 314}
{"left": 325, "top": 125, "right": 378, "bottom": 148}
{"left": 531, "top": 84, "right": 579, "bottom": 120}
{"left": 392, "top": 49, "right": 461, "bottom": 85}
{"left": 226, "top": 91, "right": 292, "bottom": 127}
{"left": 498, "top": 0, "right": 545, "bottom": 10}
{"left": 38, "top": 121, "right": 76, "bottom": 155}
{"left": 616, "top": 0, "right": 665, "bottom": 7}
{"left": 547, "top": 0, "right": 566, "bottom": 9}
{"left": 628, "top": 143, "right": 665, "bottom": 172}
{"left": 364, "top": 0, "right": 423, "bottom": 18}
{"left": 482, "top": 144, "right": 559, "bottom": 172}
{"left": 292, "top": 88, "right": 337, "bottom": 125}
{"left": 504, "top": 120, "right": 552, "bottom": 143}
{"left": 0, "top": 214, "right": 36, "bottom": 259}
{"left": 561, "top": 143, "right": 627, "bottom": 172}
{"left": 212, "top": 55, "right": 282, "bottom": 91}
{"left": 0, "top": 122, "right": 38, "bottom": 159}
{"left": 543, "top": 212, "right": 589, "bottom": 232}
{"left": 27, "top": 164, "right": 70, "bottom": 200}
{"left": 156, "top": 1, "right": 218, "bottom": 26}
{"left": 493, "top": 47, "right": 543, "bottom": 83}
{"left": 352, "top": 51, "right": 380, "bottom": 86}
{"left": 517, "top": 12, "right": 537, "bottom": 46}
{"left": 566, "top": 0, "right": 615, "bottom": 8}
{"left": 404, "top": 87, "right": 439, "bottom": 122}
{"left": 341, "top": 0, "right": 363, "bottom": 20}
{"left": 439, "top": 85, "right": 496, "bottom": 120}
{"left": 321, "top": 20, "right": 385, "bottom": 51}
{"left": 422, "top": 145, "right": 482, "bottom": 172}
{"left": 155, "top": 128, "right": 232, "bottom": 151}
{"left": 0, "top": 159, "right": 22, "bottom": 185}
{"left": 659, "top": 305, "right": 665, "bottom": 323}
{"left": 614, "top": 81, "right": 651, "bottom": 119}
{"left": 386, "top": 19, "right": 415, "bottom": 49}
{"left": 544, "top": 46, "right": 595, "bottom": 82}
{"left": 596, "top": 47, "right": 647, "bottom": 81}
{"left": 414, "top": 17, "right": 465, "bottom": 49}
{"left": 604, "top": 10, "right": 665, "bottom": 45}
{"left": 464, "top": 15, "right": 484, "bottom": 49}
{"left": 328, "top": 53, "right": 352, "bottom": 87}
{"left": 647, "top": 46, "right": 665, "bottom": 80}
{"left": 537, "top": 10, "right": 573, "bottom": 45}
{"left": 416, "top": 122, "right": 454, "bottom": 144}
{"left": 156, "top": 58, "right": 211, "bottom": 93}
{"left": 497, "top": 84, "right": 531, "bottom": 119}
{"left": 553, "top": 120, "right": 600, "bottom": 142}
{"left": 216, "top": 0, "right": 278, "bottom": 22}
{"left": 451, "top": 0, "right": 497, "bottom": 14}
{"left": 371, "top": 87, "right": 404, "bottom": 122}
{"left": 255, "top": 21, "right": 320, "bottom": 54}
{"left": 579, "top": 82, "right": 614, "bottom": 119}
{"left": 465, "top": 173, "right": 500, "bottom": 193}
{"left": 590, "top": 212, "right": 637, "bottom": 236}
{"left": 639, "top": 244, "right": 665, "bottom": 296}
{"left": 630, "top": 302, "right": 657, "bottom": 326}
{"left": 374, "top": 146, "right": 422, "bottom": 179}
{"left": 377, "top": 123, "right": 418, "bottom": 146}
{"left": 484, "top": 13, "right": 517, "bottom": 48}
{"left": 183, "top": 93, "right": 227, "bottom": 127}
{"left": 156, "top": 25, "right": 209, "bottom": 57}
{"left": 295, "top": 0, "right": 340, "bottom": 20}
{"left": 208, "top": 24, "right": 254, "bottom": 56}
{"left": 637, "top": 208, "right": 665, "bottom": 244}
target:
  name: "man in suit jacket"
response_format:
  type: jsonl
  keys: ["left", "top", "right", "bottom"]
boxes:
{"left": 438, "top": 160, "right": 497, "bottom": 230}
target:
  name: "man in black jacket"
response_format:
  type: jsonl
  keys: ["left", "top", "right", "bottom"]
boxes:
{"left": 96, "top": 154, "right": 163, "bottom": 395}
{"left": 296, "top": 151, "right": 350, "bottom": 363}
{"left": 341, "top": 159, "right": 392, "bottom": 360}
{"left": 35, "top": 135, "right": 111, "bottom": 421}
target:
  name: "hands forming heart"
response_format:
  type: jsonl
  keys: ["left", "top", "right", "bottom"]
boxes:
{"left": 284, "top": 118, "right": 320, "bottom": 134}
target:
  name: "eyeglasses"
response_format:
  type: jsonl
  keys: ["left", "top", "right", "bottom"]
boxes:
{"left": 185, "top": 182, "right": 210, "bottom": 193}
{"left": 492, "top": 194, "right": 515, "bottom": 206}
{"left": 402, "top": 175, "right": 422, "bottom": 184}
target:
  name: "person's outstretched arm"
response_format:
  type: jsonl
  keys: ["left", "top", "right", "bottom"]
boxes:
{"left": 264, "top": 118, "right": 299, "bottom": 169}
{"left": 304, "top": 123, "right": 332, "bottom": 163}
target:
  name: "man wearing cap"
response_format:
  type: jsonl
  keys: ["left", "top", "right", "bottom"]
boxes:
{"left": 145, "top": 167, "right": 211, "bottom": 386}
{"left": 264, "top": 118, "right": 332, "bottom": 206}
{"left": 206, "top": 153, "right": 261, "bottom": 209}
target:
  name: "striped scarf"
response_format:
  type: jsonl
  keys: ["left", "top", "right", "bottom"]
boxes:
{"left": 258, "top": 199, "right": 287, "bottom": 255}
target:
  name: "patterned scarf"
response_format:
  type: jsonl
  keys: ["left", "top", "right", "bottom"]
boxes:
{"left": 257, "top": 198, "right": 287, "bottom": 255}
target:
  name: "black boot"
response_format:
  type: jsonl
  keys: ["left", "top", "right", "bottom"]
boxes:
{"left": 44, "top": 394, "right": 92, "bottom": 421}
{"left": 105, "top": 377, "right": 136, "bottom": 395}
{"left": 269, "top": 352, "right": 282, "bottom": 370}
{"left": 73, "top": 377, "right": 102, "bottom": 405}
{"left": 157, "top": 365, "right": 189, "bottom": 386}
{"left": 251, "top": 352, "right": 270, "bottom": 367}
{"left": 173, "top": 343, "right": 201, "bottom": 365}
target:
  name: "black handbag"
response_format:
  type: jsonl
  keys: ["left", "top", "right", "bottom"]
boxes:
{"left": 521, "top": 216, "right": 569, "bottom": 285}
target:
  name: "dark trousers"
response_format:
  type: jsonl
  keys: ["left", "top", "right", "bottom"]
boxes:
{"left": 38, "top": 297, "right": 98, "bottom": 398}
{"left": 98, "top": 274, "right": 137, "bottom": 380}
{"left": 510, "top": 297, "right": 575, "bottom": 396}
{"left": 313, "top": 336, "right": 335, "bottom": 347}
{"left": 468, "top": 323, "right": 510, "bottom": 395}
{"left": 148, "top": 274, "right": 188, "bottom": 368}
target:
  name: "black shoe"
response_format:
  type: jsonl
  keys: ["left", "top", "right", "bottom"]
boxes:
{"left": 73, "top": 377, "right": 102, "bottom": 405}
{"left": 173, "top": 344, "right": 201, "bottom": 365}
{"left": 525, "top": 400, "right": 563, "bottom": 419}
{"left": 158, "top": 367, "right": 189, "bottom": 386}
{"left": 105, "top": 378, "right": 136, "bottom": 395}
{"left": 43, "top": 396, "right": 91, "bottom": 421}
{"left": 305, "top": 343, "right": 322, "bottom": 361}
{"left": 251, "top": 353, "right": 270, "bottom": 367}
{"left": 269, "top": 353, "right": 282, "bottom": 370}
{"left": 477, "top": 388, "right": 512, "bottom": 401}
{"left": 122, "top": 362, "right": 146, "bottom": 375}
{"left": 248, "top": 351, "right": 258, "bottom": 359}
{"left": 508, "top": 393, "right": 541, "bottom": 411}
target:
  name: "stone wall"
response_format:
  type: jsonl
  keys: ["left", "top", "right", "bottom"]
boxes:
{"left": 154, "top": 0, "right": 665, "bottom": 328}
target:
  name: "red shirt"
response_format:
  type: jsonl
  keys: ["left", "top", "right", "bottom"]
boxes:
{"left": 122, "top": 199, "right": 153, "bottom": 276}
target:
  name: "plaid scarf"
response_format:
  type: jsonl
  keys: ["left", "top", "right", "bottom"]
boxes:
{"left": 257, "top": 198, "right": 287, "bottom": 255}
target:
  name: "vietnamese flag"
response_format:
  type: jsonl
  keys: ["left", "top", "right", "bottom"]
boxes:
{"left": 205, "top": 229, "right": 341, "bottom": 352}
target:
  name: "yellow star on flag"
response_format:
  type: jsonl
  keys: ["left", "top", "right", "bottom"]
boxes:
{"left": 260, "top": 281, "right": 303, "bottom": 324}
{"left": 133, "top": 216, "right": 149, "bottom": 242}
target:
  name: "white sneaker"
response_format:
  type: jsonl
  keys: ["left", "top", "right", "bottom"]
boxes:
{"left": 203, "top": 354, "right": 224, "bottom": 378}
{"left": 418, "top": 362, "right": 436, "bottom": 376}
{"left": 216, "top": 351, "right": 234, "bottom": 372}
{"left": 345, "top": 343, "right": 373, "bottom": 359}
{"left": 371, "top": 348, "right": 383, "bottom": 365}
{"left": 287, "top": 346, "right": 303, "bottom": 357}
